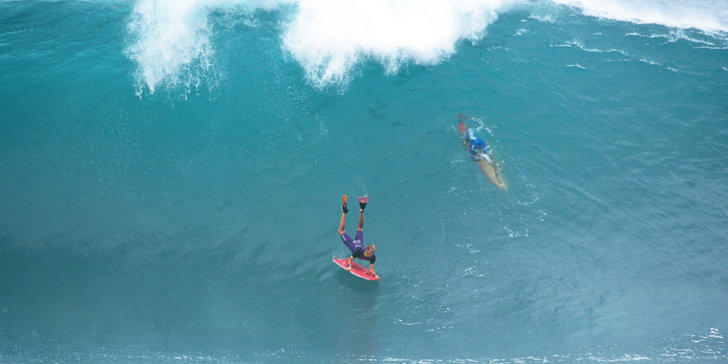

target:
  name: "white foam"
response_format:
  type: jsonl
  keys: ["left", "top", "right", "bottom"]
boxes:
{"left": 125, "top": 0, "right": 294, "bottom": 95}
{"left": 553, "top": 39, "right": 602, "bottom": 53}
{"left": 281, "top": 0, "right": 520, "bottom": 87}
{"left": 638, "top": 57, "right": 660, "bottom": 66}
{"left": 552, "top": 0, "right": 728, "bottom": 34}
{"left": 626, "top": 29, "right": 719, "bottom": 47}
{"left": 125, "top": 0, "right": 727, "bottom": 93}
{"left": 125, "top": 0, "right": 521, "bottom": 92}
{"left": 126, "top": 0, "right": 216, "bottom": 95}
{"left": 553, "top": 39, "right": 630, "bottom": 57}
{"left": 708, "top": 328, "right": 723, "bottom": 339}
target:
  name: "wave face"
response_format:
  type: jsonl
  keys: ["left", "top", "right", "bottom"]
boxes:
{"left": 2, "top": 0, "right": 728, "bottom": 363}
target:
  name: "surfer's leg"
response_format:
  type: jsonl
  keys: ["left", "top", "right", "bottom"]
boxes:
{"left": 358, "top": 210, "right": 364, "bottom": 231}
{"left": 340, "top": 232, "right": 357, "bottom": 253}
{"left": 338, "top": 212, "right": 346, "bottom": 235}
{"left": 354, "top": 230, "right": 364, "bottom": 247}
{"left": 338, "top": 195, "right": 348, "bottom": 235}
{"left": 341, "top": 195, "right": 348, "bottom": 214}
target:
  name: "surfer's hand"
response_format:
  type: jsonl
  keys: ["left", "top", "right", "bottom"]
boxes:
{"left": 346, "top": 265, "right": 352, "bottom": 271}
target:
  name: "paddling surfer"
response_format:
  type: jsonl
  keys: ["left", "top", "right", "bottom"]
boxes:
{"left": 338, "top": 195, "right": 379, "bottom": 280}
{"left": 465, "top": 129, "right": 493, "bottom": 164}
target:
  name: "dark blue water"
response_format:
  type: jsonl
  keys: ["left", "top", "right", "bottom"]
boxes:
{"left": 1, "top": 1, "right": 727, "bottom": 362}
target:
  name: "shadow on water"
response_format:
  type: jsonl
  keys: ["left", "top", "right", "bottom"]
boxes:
{"left": 334, "top": 270, "right": 380, "bottom": 291}
{"left": 330, "top": 270, "right": 381, "bottom": 361}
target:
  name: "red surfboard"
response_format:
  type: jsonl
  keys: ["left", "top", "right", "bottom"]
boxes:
{"left": 333, "top": 258, "right": 379, "bottom": 281}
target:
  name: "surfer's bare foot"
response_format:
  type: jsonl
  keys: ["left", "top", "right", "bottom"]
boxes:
{"left": 342, "top": 195, "right": 348, "bottom": 214}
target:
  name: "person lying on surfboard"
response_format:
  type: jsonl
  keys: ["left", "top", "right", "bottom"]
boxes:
{"left": 338, "top": 195, "right": 379, "bottom": 280}
{"left": 465, "top": 128, "right": 493, "bottom": 164}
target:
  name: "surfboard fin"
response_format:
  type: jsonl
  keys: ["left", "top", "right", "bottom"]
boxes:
{"left": 358, "top": 196, "right": 369, "bottom": 211}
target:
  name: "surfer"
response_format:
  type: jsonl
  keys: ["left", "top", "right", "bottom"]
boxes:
{"left": 338, "top": 195, "right": 379, "bottom": 280}
{"left": 465, "top": 129, "right": 493, "bottom": 164}
{"left": 458, "top": 115, "right": 507, "bottom": 191}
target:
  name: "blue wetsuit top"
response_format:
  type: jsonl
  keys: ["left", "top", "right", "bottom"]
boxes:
{"left": 466, "top": 130, "right": 490, "bottom": 155}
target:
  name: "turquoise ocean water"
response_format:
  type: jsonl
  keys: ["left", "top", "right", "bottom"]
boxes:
{"left": 1, "top": 0, "right": 727, "bottom": 362}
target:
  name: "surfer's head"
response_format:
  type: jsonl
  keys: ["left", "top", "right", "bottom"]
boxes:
{"left": 364, "top": 244, "right": 376, "bottom": 256}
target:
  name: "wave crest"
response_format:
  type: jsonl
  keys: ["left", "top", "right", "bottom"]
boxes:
{"left": 553, "top": 0, "right": 728, "bottom": 34}
{"left": 281, "top": 0, "right": 517, "bottom": 87}
{"left": 124, "top": 0, "right": 727, "bottom": 94}
{"left": 125, "top": 0, "right": 216, "bottom": 96}
{"left": 125, "top": 0, "right": 516, "bottom": 93}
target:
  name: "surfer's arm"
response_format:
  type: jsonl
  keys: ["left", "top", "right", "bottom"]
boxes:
{"left": 346, "top": 247, "right": 363, "bottom": 270}
{"left": 369, "top": 264, "right": 379, "bottom": 280}
{"left": 348, "top": 247, "right": 364, "bottom": 268}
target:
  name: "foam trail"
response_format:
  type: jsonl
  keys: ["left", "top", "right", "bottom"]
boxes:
{"left": 553, "top": 0, "right": 728, "bottom": 34}
{"left": 282, "top": 0, "right": 520, "bottom": 87}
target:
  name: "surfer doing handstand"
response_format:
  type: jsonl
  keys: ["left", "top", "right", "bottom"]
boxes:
{"left": 338, "top": 195, "right": 379, "bottom": 280}
{"left": 466, "top": 129, "right": 493, "bottom": 164}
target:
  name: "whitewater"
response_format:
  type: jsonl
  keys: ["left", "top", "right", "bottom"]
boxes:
{"left": 1, "top": 0, "right": 727, "bottom": 362}
{"left": 125, "top": 0, "right": 728, "bottom": 93}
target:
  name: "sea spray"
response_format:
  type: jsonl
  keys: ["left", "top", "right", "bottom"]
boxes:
{"left": 280, "top": 0, "right": 520, "bottom": 87}
{"left": 126, "top": 0, "right": 217, "bottom": 95}
{"left": 125, "top": 0, "right": 520, "bottom": 93}
{"left": 125, "top": 0, "right": 728, "bottom": 93}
